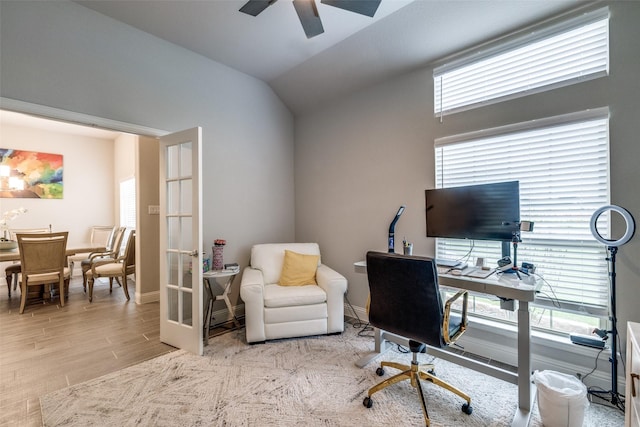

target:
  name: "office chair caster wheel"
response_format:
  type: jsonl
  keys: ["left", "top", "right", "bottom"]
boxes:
{"left": 462, "top": 403, "right": 473, "bottom": 415}
{"left": 363, "top": 397, "right": 373, "bottom": 408}
{"left": 376, "top": 367, "right": 385, "bottom": 376}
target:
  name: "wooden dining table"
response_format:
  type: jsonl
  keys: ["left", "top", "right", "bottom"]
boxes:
{"left": 0, "top": 242, "right": 107, "bottom": 262}
{"left": 2, "top": 242, "right": 108, "bottom": 300}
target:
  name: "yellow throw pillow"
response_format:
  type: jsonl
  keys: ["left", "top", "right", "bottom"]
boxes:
{"left": 279, "top": 250, "right": 319, "bottom": 286}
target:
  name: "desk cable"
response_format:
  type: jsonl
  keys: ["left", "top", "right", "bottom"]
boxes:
{"left": 344, "top": 294, "right": 373, "bottom": 337}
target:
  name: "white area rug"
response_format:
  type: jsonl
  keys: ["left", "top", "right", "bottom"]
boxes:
{"left": 41, "top": 326, "right": 623, "bottom": 426}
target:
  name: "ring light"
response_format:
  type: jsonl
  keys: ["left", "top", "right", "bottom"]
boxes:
{"left": 590, "top": 205, "right": 635, "bottom": 247}
{"left": 587, "top": 204, "right": 635, "bottom": 405}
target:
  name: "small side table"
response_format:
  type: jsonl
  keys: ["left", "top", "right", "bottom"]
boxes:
{"left": 203, "top": 269, "right": 239, "bottom": 345}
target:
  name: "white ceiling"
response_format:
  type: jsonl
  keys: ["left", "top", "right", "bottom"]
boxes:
{"left": 76, "top": 0, "right": 413, "bottom": 82}
{"left": 0, "top": 110, "right": 122, "bottom": 140}
{"left": 69, "top": 1, "right": 585, "bottom": 114}
{"left": 0, "top": 1, "right": 587, "bottom": 151}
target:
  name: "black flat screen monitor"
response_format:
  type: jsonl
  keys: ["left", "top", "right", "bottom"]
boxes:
{"left": 425, "top": 181, "right": 520, "bottom": 242}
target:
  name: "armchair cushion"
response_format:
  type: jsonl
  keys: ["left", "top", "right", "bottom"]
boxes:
{"left": 279, "top": 250, "right": 319, "bottom": 286}
{"left": 250, "top": 243, "right": 321, "bottom": 285}
{"left": 264, "top": 283, "right": 326, "bottom": 308}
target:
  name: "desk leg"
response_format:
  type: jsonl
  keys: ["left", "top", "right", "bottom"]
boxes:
{"left": 203, "top": 279, "right": 214, "bottom": 346}
{"left": 355, "top": 328, "right": 402, "bottom": 368}
{"left": 512, "top": 300, "right": 535, "bottom": 427}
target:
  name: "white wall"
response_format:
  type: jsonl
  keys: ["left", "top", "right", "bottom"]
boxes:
{"left": 113, "top": 133, "right": 137, "bottom": 227}
{"left": 0, "top": 122, "right": 115, "bottom": 243}
{"left": 136, "top": 136, "right": 160, "bottom": 302}
{"left": 294, "top": 1, "right": 640, "bottom": 384}
{"left": 0, "top": 1, "right": 295, "bottom": 309}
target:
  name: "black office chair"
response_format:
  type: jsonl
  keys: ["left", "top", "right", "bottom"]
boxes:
{"left": 363, "top": 251, "right": 473, "bottom": 426}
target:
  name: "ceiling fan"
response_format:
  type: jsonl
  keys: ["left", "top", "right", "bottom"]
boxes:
{"left": 239, "top": 0, "right": 382, "bottom": 39}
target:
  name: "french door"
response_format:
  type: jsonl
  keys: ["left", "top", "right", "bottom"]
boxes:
{"left": 159, "top": 127, "right": 203, "bottom": 355}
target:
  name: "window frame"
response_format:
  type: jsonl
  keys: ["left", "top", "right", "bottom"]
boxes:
{"left": 433, "top": 109, "right": 611, "bottom": 334}
{"left": 433, "top": 7, "right": 609, "bottom": 117}
{"left": 119, "top": 176, "right": 136, "bottom": 229}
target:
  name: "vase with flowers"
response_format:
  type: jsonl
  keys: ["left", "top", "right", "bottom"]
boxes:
{"left": 0, "top": 207, "right": 28, "bottom": 251}
{"left": 212, "top": 239, "right": 226, "bottom": 270}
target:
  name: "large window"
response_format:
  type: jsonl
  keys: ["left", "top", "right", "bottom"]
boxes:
{"left": 434, "top": 8, "right": 609, "bottom": 116}
{"left": 435, "top": 110, "right": 610, "bottom": 333}
{"left": 432, "top": 7, "right": 611, "bottom": 335}
{"left": 120, "top": 177, "right": 136, "bottom": 229}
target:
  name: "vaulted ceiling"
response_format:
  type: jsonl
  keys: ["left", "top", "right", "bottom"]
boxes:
{"left": 75, "top": 1, "right": 581, "bottom": 114}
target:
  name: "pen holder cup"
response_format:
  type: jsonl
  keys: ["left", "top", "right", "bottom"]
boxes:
{"left": 403, "top": 243, "right": 413, "bottom": 256}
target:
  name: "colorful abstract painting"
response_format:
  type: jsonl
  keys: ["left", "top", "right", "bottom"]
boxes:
{"left": 0, "top": 149, "right": 63, "bottom": 199}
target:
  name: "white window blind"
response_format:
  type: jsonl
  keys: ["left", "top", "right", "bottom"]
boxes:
{"left": 434, "top": 9, "right": 609, "bottom": 116}
{"left": 120, "top": 177, "right": 136, "bottom": 229}
{"left": 435, "top": 111, "right": 610, "bottom": 310}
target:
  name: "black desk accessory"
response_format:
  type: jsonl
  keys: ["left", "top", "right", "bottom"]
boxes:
{"left": 388, "top": 205, "right": 405, "bottom": 253}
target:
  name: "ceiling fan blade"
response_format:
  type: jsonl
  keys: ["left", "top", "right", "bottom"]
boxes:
{"left": 320, "top": 0, "right": 381, "bottom": 17}
{"left": 239, "top": 0, "right": 277, "bottom": 17}
{"left": 293, "top": 0, "right": 324, "bottom": 39}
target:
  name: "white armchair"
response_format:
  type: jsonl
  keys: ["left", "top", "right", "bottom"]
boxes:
{"left": 240, "top": 243, "right": 348, "bottom": 344}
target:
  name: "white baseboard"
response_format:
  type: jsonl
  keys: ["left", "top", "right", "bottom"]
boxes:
{"left": 344, "top": 301, "right": 368, "bottom": 325}
{"left": 137, "top": 290, "right": 159, "bottom": 304}
{"left": 456, "top": 333, "right": 615, "bottom": 391}
{"left": 210, "top": 304, "right": 245, "bottom": 327}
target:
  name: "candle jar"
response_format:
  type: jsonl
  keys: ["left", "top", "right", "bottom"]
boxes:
{"left": 212, "top": 245, "right": 224, "bottom": 270}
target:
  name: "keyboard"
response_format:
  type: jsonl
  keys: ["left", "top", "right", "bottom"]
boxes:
{"left": 436, "top": 258, "right": 461, "bottom": 268}
{"left": 461, "top": 267, "right": 496, "bottom": 279}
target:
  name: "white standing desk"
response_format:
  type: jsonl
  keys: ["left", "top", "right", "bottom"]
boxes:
{"left": 354, "top": 261, "right": 541, "bottom": 427}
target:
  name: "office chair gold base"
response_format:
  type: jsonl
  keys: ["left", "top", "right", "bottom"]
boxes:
{"left": 365, "top": 360, "right": 472, "bottom": 426}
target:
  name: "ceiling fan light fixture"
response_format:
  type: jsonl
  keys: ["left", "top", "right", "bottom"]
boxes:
{"left": 320, "top": 0, "right": 382, "bottom": 18}
{"left": 239, "top": 0, "right": 380, "bottom": 39}
{"left": 239, "top": 0, "right": 277, "bottom": 17}
{"left": 293, "top": 0, "right": 325, "bottom": 39}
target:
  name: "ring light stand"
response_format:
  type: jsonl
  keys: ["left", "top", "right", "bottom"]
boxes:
{"left": 589, "top": 205, "right": 635, "bottom": 408}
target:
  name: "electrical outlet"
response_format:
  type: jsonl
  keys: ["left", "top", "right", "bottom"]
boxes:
{"left": 148, "top": 205, "right": 160, "bottom": 215}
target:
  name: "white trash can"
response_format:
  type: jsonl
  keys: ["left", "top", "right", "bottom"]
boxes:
{"left": 532, "top": 370, "right": 589, "bottom": 427}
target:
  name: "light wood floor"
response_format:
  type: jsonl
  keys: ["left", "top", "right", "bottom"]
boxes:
{"left": 0, "top": 275, "right": 176, "bottom": 426}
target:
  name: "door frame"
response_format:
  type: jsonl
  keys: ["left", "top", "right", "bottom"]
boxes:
{"left": 1, "top": 97, "right": 168, "bottom": 304}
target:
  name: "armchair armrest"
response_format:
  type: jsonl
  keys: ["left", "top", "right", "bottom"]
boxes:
{"left": 442, "top": 290, "right": 468, "bottom": 344}
{"left": 88, "top": 249, "right": 115, "bottom": 261}
{"left": 90, "top": 256, "right": 122, "bottom": 275}
{"left": 315, "top": 264, "right": 347, "bottom": 294}
{"left": 316, "top": 264, "right": 348, "bottom": 334}
{"left": 240, "top": 267, "right": 265, "bottom": 293}
{"left": 239, "top": 267, "right": 267, "bottom": 343}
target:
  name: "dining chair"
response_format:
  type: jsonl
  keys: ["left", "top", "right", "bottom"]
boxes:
{"left": 5, "top": 228, "right": 49, "bottom": 298}
{"left": 86, "top": 230, "right": 135, "bottom": 302}
{"left": 80, "top": 226, "right": 126, "bottom": 292}
{"left": 16, "top": 231, "right": 70, "bottom": 314}
{"left": 68, "top": 225, "right": 115, "bottom": 276}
